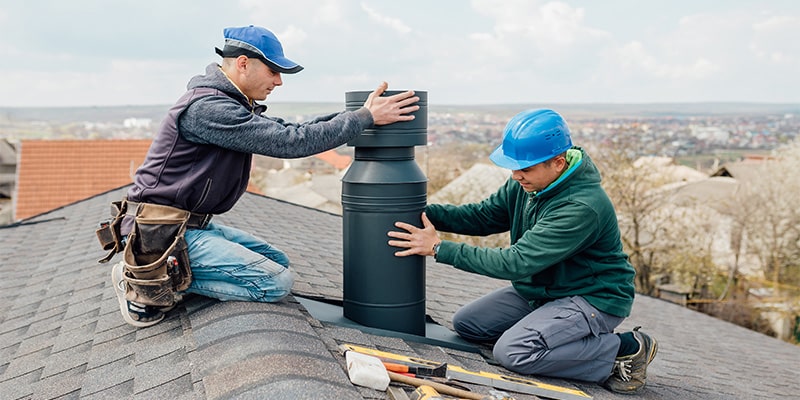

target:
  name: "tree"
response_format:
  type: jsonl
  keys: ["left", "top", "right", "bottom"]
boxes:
{"left": 738, "top": 141, "right": 800, "bottom": 293}
{"left": 653, "top": 205, "right": 729, "bottom": 297}
{"left": 593, "top": 144, "right": 675, "bottom": 294}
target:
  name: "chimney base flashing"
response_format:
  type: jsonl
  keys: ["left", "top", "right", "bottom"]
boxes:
{"left": 295, "top": 295, "right": 478, "bottom": 353}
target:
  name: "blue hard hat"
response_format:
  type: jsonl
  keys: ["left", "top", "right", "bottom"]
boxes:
{"left": 489, "top": 109, "right": 572, "bottom": 170}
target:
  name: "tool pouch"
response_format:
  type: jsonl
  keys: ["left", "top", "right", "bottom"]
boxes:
{"left": 121, "top": 203, "right": 193, "bottom": 307}
{"left": 96, "top": 200, "right": 127, "bottom": 263}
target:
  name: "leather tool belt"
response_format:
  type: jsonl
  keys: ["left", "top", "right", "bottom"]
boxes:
{"left": 96, "top": 200, "right": 212, "bottom": 306}
{"left": 95, "top": 200, "right": 129, "bottom": 264}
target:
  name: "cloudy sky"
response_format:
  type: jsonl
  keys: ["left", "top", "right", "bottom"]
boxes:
{"left": 1, "top": 0, "right": 798, "bottom": 107}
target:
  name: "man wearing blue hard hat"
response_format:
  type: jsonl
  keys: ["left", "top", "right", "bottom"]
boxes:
{"left": 389, "top": 109, "right": 657, "bottom": 394}
{"left": 101, "top": 25, "right": 418, "bottom": 329}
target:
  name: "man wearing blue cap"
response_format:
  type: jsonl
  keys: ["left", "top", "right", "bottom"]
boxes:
{"left": 388, "top": 109, "right": 658, "bottom": 394}
{"left": 108, "top": 25, "right": 419, "bottom": 329}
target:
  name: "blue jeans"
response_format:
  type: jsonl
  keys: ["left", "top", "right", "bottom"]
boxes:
{"left": 453, "top": 286, "right": 623, "bottom": 383}
{"left": 182, "top": 222, "right": 294, "bottom": 302}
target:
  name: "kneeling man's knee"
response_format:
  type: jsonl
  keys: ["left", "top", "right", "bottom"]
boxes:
{"left": 453, "top": 309, "right": 496, "bottom": 342}
{"left": 492, "top": 333, "right": 547, "bottom": 373}
{"left": 254, "top": 267, "right": 294, "bottom": 302}
{"left": 273, "top": 268, "right": 295, "bottom": 300}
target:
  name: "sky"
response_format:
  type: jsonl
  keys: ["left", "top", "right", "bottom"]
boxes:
{"left": 1, "top": 0, "right": 799, "bottom": 107}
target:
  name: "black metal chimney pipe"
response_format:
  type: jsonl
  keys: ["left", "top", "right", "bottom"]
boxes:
{"left": 341, "top": 90, "right": 428, "bottom": 335}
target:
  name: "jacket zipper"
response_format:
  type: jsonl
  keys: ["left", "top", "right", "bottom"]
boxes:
{"left": 524, "top": 192, "right": 537, "bottom": 228}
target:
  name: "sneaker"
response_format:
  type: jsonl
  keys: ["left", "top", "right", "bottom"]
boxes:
{"left": 111, "top": 262, "right": 165, "bottom": 328}
{"left": 603, "top": 326, "right": 658, "bottom": 394}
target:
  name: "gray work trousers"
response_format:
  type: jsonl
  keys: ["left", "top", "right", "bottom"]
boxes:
{"left": 452, "top": 286, "right": 623, "bottom": 383}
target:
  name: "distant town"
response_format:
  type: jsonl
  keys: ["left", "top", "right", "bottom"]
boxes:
{"left": 2, "top": 102, "right": 799, "bottom": 172}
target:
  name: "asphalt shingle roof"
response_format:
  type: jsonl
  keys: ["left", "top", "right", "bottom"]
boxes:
{"left": 1, "top": 186, "right": 799, "bottom": 399}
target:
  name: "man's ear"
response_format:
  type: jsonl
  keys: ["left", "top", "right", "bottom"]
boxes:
{"left": 236, "top": 55, "right": 249, "bottom": 70}
{"left": 555, "top": 155, "right": 568, "bottom": 170}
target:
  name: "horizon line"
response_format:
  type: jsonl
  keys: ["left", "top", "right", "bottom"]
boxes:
{"left": 2, "top": 100, "right": 800, "bottom": 110}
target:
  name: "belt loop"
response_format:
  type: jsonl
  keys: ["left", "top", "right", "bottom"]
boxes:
{"left": 200, "top": 213, "right": 212, "bottom": 229}
{"left": 125, "top": 200, "right": 140, "bottom": 217}
{"left": 187, "top": 212, "right": 212, "bottom": 229}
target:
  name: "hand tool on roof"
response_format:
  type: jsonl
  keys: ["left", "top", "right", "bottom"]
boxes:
{"left": 485, "top": 389, "right": 517, "bottom": 400}
{"left": 384, "top": 361, "right": 474, "bottom": 392}
{"left": 409, "top": 385, "right": 445, "bottom": 400}
{"left": 340, "top": 343, "right": 592, "bottom": 400}
{"left": 383, "top": 361, "right": 448, "bottom": 378}
{"left": 387, "top": 386, "right": 412, "bottom": 400}
{"left": 388, "top": 373, "right": 516, "bottom": 400}
{"left": 388, "top": 371, "right": 488, "bottom": 400}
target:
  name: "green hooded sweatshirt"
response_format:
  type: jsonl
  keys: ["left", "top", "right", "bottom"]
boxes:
{"left": 427, "top": 147, "right": 635, "bottom": 317}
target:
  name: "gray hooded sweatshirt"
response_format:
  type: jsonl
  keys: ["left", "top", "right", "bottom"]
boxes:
{"left": 126, "top": 63, "right": 373, "bottom": 216}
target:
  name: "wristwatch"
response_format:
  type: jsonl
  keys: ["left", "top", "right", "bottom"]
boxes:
{"left": 432, "top": 242, "right": 441, "bottom": 257}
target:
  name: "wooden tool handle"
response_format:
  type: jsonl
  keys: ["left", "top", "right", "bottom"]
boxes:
{"left": 387, "top": 371, "right": 485, "bottom": 400}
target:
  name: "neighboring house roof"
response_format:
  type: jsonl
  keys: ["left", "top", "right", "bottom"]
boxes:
{"left": 264, "top": 171, "right": 344, "bottom": 215}
{"left": 315, "top": 149, "right": 352, "bottom": 170}
{"left": 1, "top": 186, "right": 799, "bottom": 399}
{"left": 309, "top": 172, "right": 345, "bottom": 205}
{"left": 13, "top": 139, "right": 152, "bottom": 221}
{"left": 0, "top": 139, "right": 15, "bottom": 166}
{"left": 634, "top": 156, "right": 708, "bottom": 183}
{"left": 266, "top": 181, "right": 338, "bottom": 214}
{"left": 711, "top": 160, "right": 766, "bottom": 184}
{"left": 13, "top": 139, "right": 262, "bottom": 221}
{"left": 645, "top": 173, "right": 763, "bottom": 280}
{"left": 0, "top": 139, "right": 15, "bottom": 198}
{"left": 670, "top": 176, "right": 740, "bottom": 212}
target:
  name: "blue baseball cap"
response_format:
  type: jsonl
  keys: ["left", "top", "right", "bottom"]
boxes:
{"left": 215, "top": 25, "right": 303, "bottom": 74}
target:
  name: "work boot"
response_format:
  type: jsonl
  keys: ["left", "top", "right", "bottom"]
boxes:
{"left": 603, "top": 327, "right": 658, "bottom": 394}
{"left": 111, "top": 262, "right": 165, "bottom": 328}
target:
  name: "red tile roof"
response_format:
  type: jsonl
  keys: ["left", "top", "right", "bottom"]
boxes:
{"left": 314, "top": 149, "right": 352, "bottom": 170}
{"left": 14, "top": 139, "right": 261, "bottom": 220}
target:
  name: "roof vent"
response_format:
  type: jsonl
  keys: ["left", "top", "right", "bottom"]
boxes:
{"left": 298, "top": 90, "right": 474, "bottom": 352}
{"left": 341, "top": 90, "right": 429, "bottom": 335}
